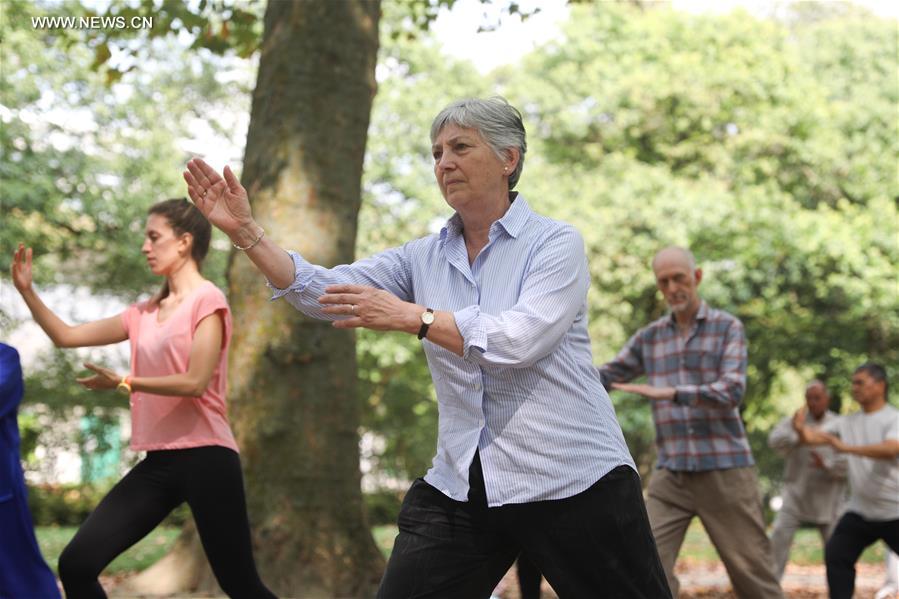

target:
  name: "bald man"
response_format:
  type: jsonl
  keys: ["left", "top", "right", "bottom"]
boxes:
{"left": 598, "top": 246, "right": 783, "bottom": 598}
{"left": 768, "top": 380, "right": 847, "bottom": 580}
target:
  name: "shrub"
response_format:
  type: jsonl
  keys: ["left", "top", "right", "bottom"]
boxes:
{"left": 26, "top": 483, "right": 190, "bottom": 527}
{"left": 364, "top": 490, "right": 404, "bottom": 525}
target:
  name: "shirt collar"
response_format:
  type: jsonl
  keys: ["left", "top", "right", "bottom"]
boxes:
{"left": 440, "top": 191, "right": 530, "bottom": 242}
{"left": 667, "top": 300, "right": 709, "bottom": 327}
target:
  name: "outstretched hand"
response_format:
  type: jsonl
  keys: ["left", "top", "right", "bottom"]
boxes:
{"left": 183, "top": 158, "right": 254, "bottom": 236}
{"left": 319, "top": 284, "right": 418, "bottom": 333}
{"left": 76, "top": 362, "right": 122, "bottom": 391}
{"left": 11, "top": 244, "right": 33, "bottom": 293}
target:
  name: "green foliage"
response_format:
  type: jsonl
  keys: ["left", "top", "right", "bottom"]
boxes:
{"left": 27, "top": 482, "right": 190, "bottom": 527}
{"left": 1, "top": 0, "right": 239, "bottom": 312}
{"left": 76, "top": 0, "right": 265, "bottom": 70}
{"left": 503, "top": 3, "right": 897, "bottom": 475}
{"left": 513, "top": 3, "right": 897, "bottom": 207}
{"left": 6, "top": 0, "right": 896, "bottom": 498}
{"left": 27, "top": 482, "right": 110, "bottom": 526}
{"left": 363, "top": 490, "right": 405, "bottom": 526}
{"left": 361, "top": 3, "right": 898, "bottom": 484}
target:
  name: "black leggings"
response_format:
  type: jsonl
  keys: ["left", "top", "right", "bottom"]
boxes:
{"left": 58, "top": 445, "right": 276, "bottom": 599}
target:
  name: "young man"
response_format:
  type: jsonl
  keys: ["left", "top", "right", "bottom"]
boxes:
{"left": 793, "top": 363, "right": 899, "bottom": 599}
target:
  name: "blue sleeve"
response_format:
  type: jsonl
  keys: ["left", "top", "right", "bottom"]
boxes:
{"left": 267, "top": 244, "right": 414, "bottom": 321}
{"left": 0, "top": 344, "right": 24, "bottom": 420}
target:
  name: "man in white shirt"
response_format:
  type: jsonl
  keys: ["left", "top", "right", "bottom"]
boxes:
{"left": 793, "top": 363, "right": 899, "bottom": 599}
{"left": 768, "top": 380, "right": 847, "bottom": 580}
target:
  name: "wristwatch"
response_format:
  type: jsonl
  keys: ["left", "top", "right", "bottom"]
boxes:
{"left": 417, "top": 308, "right": 435, "bottom": 340}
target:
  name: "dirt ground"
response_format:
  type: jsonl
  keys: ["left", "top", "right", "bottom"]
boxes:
{"left": 99, "top": 562, "right": 896, "bottom": 598}
{"left": 491, "top": 561, "right": 895, "bottom": 599}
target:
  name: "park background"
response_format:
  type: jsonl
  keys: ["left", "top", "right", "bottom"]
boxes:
{"left": 1, "top": 0, "right": 897, "bottom": 596}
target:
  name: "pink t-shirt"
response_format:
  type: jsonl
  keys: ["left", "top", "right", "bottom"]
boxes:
{"left": 121, "top": 281, "right": 238, "bottom": 452}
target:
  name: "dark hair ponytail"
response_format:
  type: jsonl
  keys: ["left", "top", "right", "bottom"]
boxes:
{"left": 148, "top": 198, "right": 211, "bottom": 304}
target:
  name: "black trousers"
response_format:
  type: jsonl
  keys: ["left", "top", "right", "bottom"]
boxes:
{"left": 58, "top": 445, "right": 276, "bottom": 599}
{"left": 377, "top": 453, "right": 671, "bottom": 598}
{"left": 516, "top": 553, "right": 543, "bottom": 599}
{"left": 825, "top": 511, "right": 899, "bottom": 599}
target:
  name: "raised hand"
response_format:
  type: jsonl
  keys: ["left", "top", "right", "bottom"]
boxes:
{"left": 11, "top": 244, "right": 34, "bottom": 293}
{"left": 791, "top": 406, "right": 807, "bottom": 434}
{"left": 183, "top": 158, "right": 254, "bottom": 236}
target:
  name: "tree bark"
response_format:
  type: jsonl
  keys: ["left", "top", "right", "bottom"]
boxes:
{"left": 126, "top": 1, "right": 384, "bottom": 596}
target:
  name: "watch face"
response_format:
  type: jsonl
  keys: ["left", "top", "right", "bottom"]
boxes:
{"left": 421, "top": 311, "right": 435, "bottom": 325}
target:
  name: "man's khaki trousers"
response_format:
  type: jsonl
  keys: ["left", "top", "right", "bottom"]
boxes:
{"left": 646, "top": 466, "right": 784, "bottom": 598}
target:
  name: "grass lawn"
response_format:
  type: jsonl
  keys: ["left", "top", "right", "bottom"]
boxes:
{"left": 36, "top": 526, "right": 180, "bottom": 574}
{"left": 374, "top": 522, "right": 888, "bottom": 567}
{"left": 679, "top": 520, "right": 886, "bottom": 566}
{"left": 37, "top": 520, "right": 887, "bottom": 575}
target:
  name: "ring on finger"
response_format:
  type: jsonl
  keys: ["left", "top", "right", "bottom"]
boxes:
{"left": 351, "top": 304, "right": 356, "bottom": 314}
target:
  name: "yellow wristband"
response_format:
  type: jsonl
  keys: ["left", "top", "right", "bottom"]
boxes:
{"left": 116, "top": 375, "right": 132, "bottom": 395}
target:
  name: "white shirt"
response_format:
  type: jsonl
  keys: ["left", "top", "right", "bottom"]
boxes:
{"left": 826, "top": 404, "right": 899, "bottom": 521}
{"left": 768, "top": 410, "right": 847, "bottom": 523}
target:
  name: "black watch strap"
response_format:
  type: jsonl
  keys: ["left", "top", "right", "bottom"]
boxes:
{"left": 417, "top": 308, "right": 434, "bottom": 340}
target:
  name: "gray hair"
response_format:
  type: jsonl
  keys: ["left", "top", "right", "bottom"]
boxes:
{"left": 430, "top": 97, "right": 527, "bottom": 190}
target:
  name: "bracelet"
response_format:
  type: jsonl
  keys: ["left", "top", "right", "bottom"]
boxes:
{"left": 232, "top": 226, "right": 265, "bottom": 251}
{"left": 116, "top": 375, "right": 132, "bottom": 396}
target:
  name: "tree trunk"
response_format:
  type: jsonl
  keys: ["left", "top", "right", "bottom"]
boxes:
{"left": 126, "top": 1, "right": 384, "bottom": 596}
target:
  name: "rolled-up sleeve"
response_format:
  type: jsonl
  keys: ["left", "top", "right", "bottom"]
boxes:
{"left": 459, "top": 226, "right": 590, "bottom": 369}
{"left": 267, "top": 246, "right": 413, "bottom": 320}
{"left": 267, "top": 251, "right": 318, "bottom": 299}
{"left": 674, "top": 319, "right": 747, "bottom": 408}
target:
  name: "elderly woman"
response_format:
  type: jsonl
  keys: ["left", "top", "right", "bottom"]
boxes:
{"left": 184, "top": 97, "right": 670, "bottom": 598}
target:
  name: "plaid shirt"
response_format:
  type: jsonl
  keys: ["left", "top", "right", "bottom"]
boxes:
{"left": 598, "top": 301, "right": 754, "bottom": 472}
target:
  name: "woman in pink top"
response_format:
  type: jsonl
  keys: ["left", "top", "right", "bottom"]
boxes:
{"left": 12, "top": 199, "right": 276, "bottom": 599}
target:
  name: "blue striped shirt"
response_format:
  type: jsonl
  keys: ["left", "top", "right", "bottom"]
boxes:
{"left": 270, "top": 195, "right": 635, "bottom": 506}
